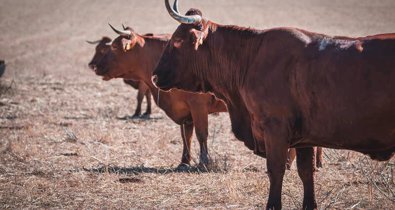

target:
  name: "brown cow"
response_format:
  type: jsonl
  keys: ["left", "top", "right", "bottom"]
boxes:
{"left": 88, "top": 26, "right": 228, "bottom": 169}
{"left": 153, "top": 0, "right": 395, "bottom": 209}
{"left": 88, "top": 38, "right": 152, "bottom": 118}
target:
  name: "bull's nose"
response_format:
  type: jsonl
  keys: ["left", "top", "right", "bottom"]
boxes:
{"left": 89, "top": 64, "right": 96, "bottom": 70}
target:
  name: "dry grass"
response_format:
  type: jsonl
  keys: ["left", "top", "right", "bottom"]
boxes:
{"left": 0, "top": 76, "right": 394, "bottom": 209}
{"left": 1, "top": 0, "right": 395, "bottom": 209}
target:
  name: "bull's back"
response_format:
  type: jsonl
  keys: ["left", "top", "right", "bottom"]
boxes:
{"left": 295, "top": 35, "right": 395, "bottom": 149}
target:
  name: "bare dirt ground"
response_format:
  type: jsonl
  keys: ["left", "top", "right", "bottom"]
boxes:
{"left": 1, "top": 0, "right": 395, "bottom": 209}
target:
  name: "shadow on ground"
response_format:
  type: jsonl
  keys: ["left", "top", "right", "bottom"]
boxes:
{"left": 83, "top": 164, "right": 226, "bottom": 175}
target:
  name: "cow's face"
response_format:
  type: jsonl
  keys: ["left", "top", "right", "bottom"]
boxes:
{"left": 154, "top": 22, "right": 208, "bottom": 92}
{"left": 88, "top": 26, "right": 144, "bottom": 81}
{"left": 153, "top": 2, "right": 209, "bottom": 92}
{"left": 88, "top": 37, "right": 112, "bottom": 78}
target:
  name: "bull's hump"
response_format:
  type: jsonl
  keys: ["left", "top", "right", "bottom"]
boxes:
{"left": 317, "top": 37, "right": 358, "bottom": 51}
{"left": 289, "top": 29, "right": 313, "bottom": 46}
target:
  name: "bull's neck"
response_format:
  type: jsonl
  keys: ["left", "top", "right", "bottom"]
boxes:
{"left": 196, "top": 22, "right": 265, "bottom": 150}
{"left": 203, "top": 22, "right": 266, "bottom": 94}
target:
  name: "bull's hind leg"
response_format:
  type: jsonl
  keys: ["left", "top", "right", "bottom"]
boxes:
{"left": 315, "top": 147, "right": 323, "bottom": 168}
{"left": 179, "top": 122, "right": 194, "bottom": 167}
{"left": 190, "top": 107, "right": 210, "bottom": 168}
{"left": 296, "top": 147, "right": 318, "bottom": 210}
{"left": 286, "top": 148, "right": 296, "bottom": 170}
{"left": 143, "top": 88, "right": 152, "bottom": 117}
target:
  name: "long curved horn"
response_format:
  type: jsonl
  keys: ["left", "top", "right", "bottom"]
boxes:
{"left": 86, "top": 40, "right": 102, "bottom": 45}
{"left": 173, "top": 0, "right": 179, "bottom": 13}
{"left": 108, "top": 23, "right": 131, "bottom": 36}
{"left": 165, "top": 0, "right": 202, "bottom": 24}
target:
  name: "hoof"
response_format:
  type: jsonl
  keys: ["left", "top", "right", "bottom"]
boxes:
{"left": 141, "top": 113, "right": 151, "bottom": 119}
{"left": 130, "top": 114, "right": 141, "bottom": 119}
{"left": 176, "top": 163, "right": 191, "bottom": 172}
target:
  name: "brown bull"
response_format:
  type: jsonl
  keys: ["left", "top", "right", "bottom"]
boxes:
{"left": 153, "top": 0, "right": 395, "bottom": 209}
{"left": 88, "top": 38, "right": 152, "bottom": 118}
{"left": 88, "top": 26, "right": 227, "bottom": 168}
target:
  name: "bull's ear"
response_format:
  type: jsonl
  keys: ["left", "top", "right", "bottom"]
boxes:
{"left": 122, "top": 34, "right": 145, "bottom": 51}
{"left": 191, "top": 29, "right": 206, "bottom": 50}
{"left": 122, "top": 38, "right": 137, "bottom": 51}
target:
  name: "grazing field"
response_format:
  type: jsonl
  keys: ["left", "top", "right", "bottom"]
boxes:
{"left": 0, "top": 0, "right": 394, "bottom": 209}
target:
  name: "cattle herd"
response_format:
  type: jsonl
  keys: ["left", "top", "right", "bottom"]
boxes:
{"left": 86, "top": 0, "right": 395, "bottom": 209}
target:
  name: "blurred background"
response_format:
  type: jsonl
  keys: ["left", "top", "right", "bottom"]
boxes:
{"left": 0, "top": 0, "right": 394, "bottom": 209}
{"left": 1, "top": 0, "right": 395, "bottom": 79}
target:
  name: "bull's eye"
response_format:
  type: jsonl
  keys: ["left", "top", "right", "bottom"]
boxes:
{"left": 173, "top": 39, "right": 184, "bottom": 49}
{"left": 196, "top": 24, "right": 203, "bottom": 31}
{"left": 111, "top": 45, "right": 118, "bottom": 51}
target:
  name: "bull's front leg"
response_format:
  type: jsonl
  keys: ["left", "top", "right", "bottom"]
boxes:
{"left": 296, "top": 147, "right": 318, "bottom": 210}
{"left": 255, "top": 119, "right": 288, "bottom": 210}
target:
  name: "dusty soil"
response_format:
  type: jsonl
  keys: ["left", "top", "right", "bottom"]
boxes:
{"left": 0, "top": 0, "right": 394, "bottom": 209}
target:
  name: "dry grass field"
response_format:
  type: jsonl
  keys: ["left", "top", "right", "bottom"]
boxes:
{"left": 1, "top": 0, "right": 395, "bottom": 209}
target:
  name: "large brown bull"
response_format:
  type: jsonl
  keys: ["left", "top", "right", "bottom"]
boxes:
{"left": 88, "top": 38, "right": 152, "bottom": 118}
{"left": 153, "top": 0, "right": 395, "bottom": 209}
{"left": 88, "top": 26, "right": 227, "bottom": 168}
